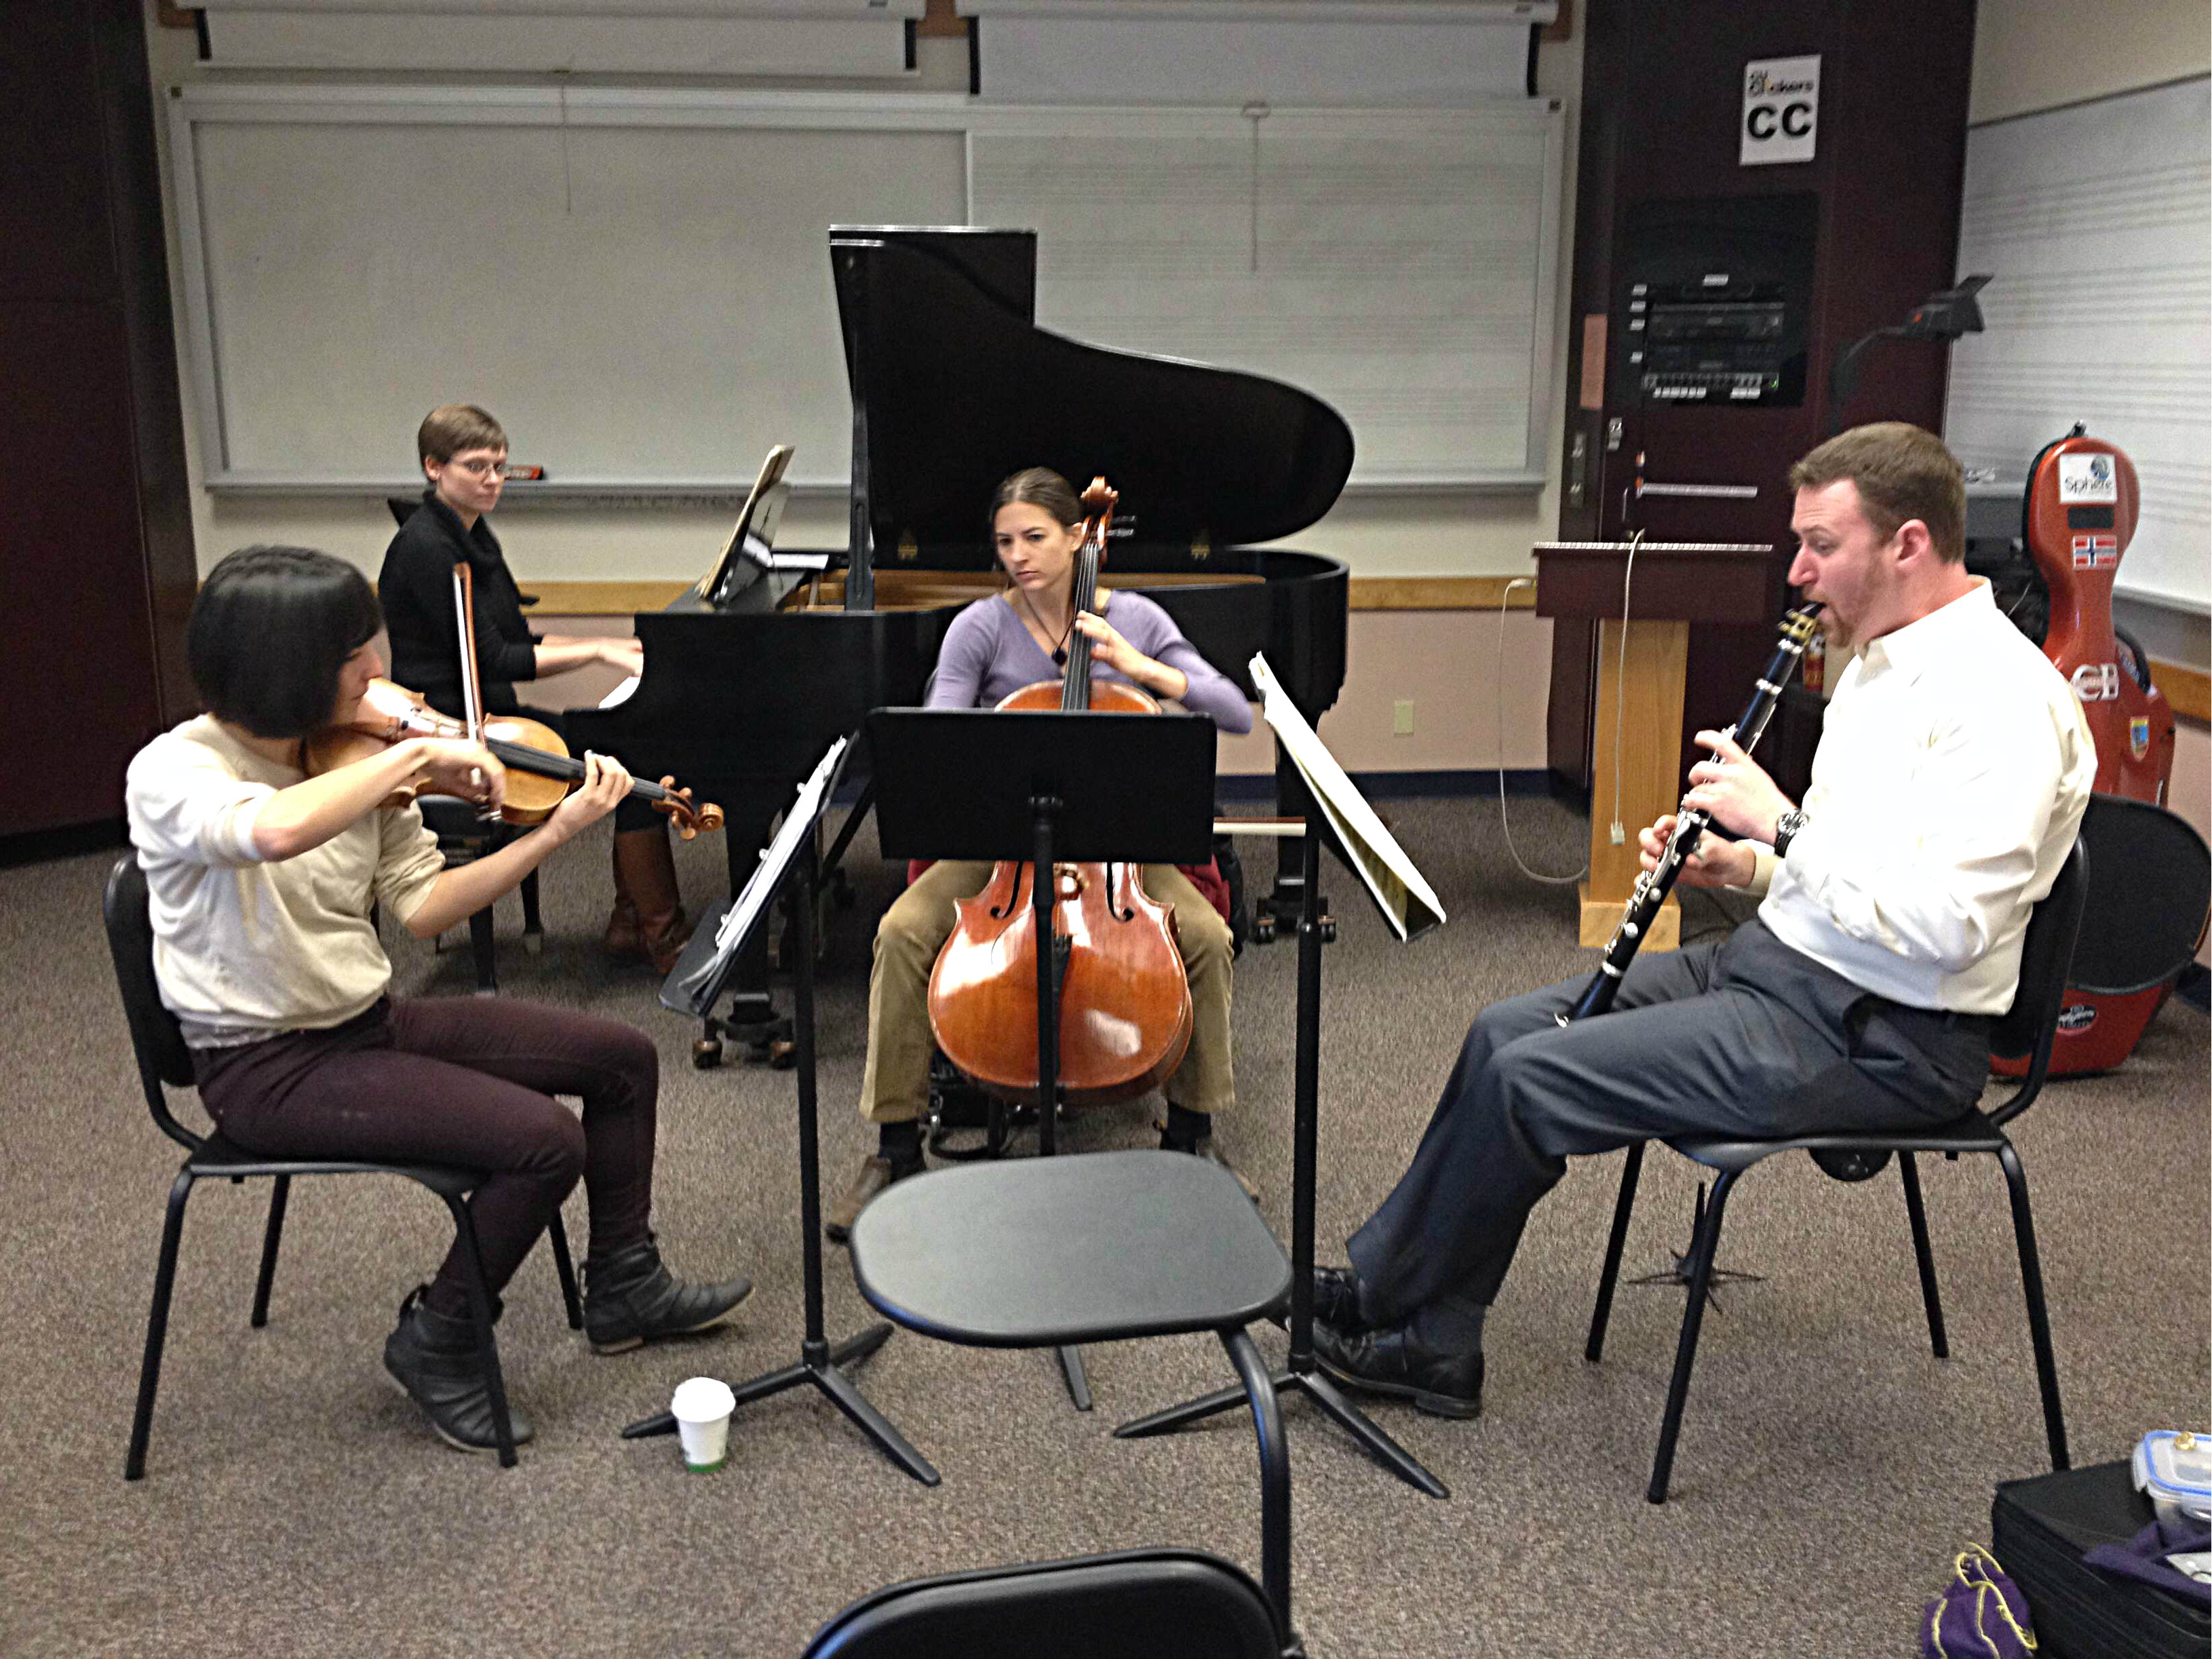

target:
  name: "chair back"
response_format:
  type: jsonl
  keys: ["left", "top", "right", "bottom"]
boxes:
{"left": 1986, "top": 836, "right": 2088, "bottom": 1125}
{"left": 102, "top": 855, "right": 205, "bottom": 1153}
{"left": 802, "top": 1548, "right": 1286, "bottom": 1659}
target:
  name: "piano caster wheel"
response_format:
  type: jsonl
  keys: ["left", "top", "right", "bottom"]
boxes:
{"left": 693, "top": 1038, "right": 724, "bottom": 1070}
{"left": 1319, "top": 914, "right": 1336, "bottom": 944}
{"left": 522, "top": 932, "right": 543, "bottom": 956}
{"left": 743, "top": 1017, "right": 798, "bottom": 1068}
{"left": 1251, "top": 913, "right": 1277, "bottom": 945}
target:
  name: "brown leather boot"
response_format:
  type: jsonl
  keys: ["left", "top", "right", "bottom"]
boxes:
{"left": 604, "top": 839, "right": 644, "bottom": 958}
{"left": 611, "top": 826, "right": 692, "bottom": 975}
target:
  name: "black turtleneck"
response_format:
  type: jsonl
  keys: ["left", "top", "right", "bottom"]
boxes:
{"left": 376, "top": 489, "right": 539, "bottom": 720}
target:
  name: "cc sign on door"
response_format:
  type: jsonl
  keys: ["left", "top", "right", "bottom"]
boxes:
{"left": 1742, "top": 54, "right": 1821, "bottom": 166}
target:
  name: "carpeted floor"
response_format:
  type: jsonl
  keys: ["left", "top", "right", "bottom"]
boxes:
{"left": 1, "top": 794, "right": 2204, "bottom": 1658}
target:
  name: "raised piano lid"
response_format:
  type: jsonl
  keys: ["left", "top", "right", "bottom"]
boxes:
{"left": 829, "top": 226, "right": 1355, "bottom": 582}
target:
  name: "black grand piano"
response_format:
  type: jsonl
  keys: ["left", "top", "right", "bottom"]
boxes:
{"left": 570, "top": 225, "right": 1353, "bottom": 1047}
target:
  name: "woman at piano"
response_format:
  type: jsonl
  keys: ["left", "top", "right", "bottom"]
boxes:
{"left": 378, "top": 404, "right": 691, "bottom": 974}
{"left": 827, "top": 467, "right": 1257, "bottom": 1242}
{"left": 125, "top": 545, "right": 753, "bottom": 1456}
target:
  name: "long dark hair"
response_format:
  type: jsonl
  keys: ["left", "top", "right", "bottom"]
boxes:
{"left": 187, "top": 546, "right": 383, "bottom": 739}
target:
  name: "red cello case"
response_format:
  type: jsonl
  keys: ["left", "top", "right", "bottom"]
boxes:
{"left": 1996, "top": 431, "right": 2209, "bottom": 1076}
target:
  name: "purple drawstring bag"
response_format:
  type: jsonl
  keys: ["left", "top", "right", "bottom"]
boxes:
{"left": 1918, "top": 1545, "right": 2036, "bottom": 1658}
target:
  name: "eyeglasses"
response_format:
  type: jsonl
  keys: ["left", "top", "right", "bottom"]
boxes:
{"left": 446, "top": 455, "right": 511, "bottom": 480}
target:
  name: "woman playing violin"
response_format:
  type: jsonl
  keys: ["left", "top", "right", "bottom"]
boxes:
{"left": 826, "top": 467, "right": 1256, "bottom": 1242}
{"left": 125, "top": 545, "right": 750, "bottom": 1456}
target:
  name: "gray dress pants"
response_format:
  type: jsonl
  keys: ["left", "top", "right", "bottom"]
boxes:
{"left": 1346, "top": 919, "right": 1993, "bottom": 1329}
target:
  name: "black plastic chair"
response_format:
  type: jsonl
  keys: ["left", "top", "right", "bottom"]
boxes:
{"left": 803, "top": 1548, "right": 1291, "bottom": 1659}
{"left": 1585, "top": 838, "right": 2090, "bottom": 1503}
{"left": 414, "top": 798, "right": 543, "bottom": 994}
{"left": 105, "top": 856, "right": 581, "bottom": 1478}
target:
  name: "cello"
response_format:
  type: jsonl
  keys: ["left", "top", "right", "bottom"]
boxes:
{"left": 925, "top": 478, "right": 1195, "bottom": 1105}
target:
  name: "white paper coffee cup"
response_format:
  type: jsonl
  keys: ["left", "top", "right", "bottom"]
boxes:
{"left": 670, "top": 1376, "right": 736, "bottom": 1472}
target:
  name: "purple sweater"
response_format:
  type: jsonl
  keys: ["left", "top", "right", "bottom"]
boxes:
{"left": 926, "top": 591, "right": 1254, "bottom": 733}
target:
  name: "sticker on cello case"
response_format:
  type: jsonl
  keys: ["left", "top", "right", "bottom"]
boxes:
{"left": 2132, "top": 716, "right": 2151, "bottom": 759}
{"left": 2072, "top": 534, "right": 2097, "bottom": 568}
{"left": 2092, "top": 534, "right": 2119, "bottom": 568}
{"left": 2056, "top": 1004, "right": 2097, "bottom": 1032}
{"left": 2057, "top": 452, "right": 2118, "bottom": 504}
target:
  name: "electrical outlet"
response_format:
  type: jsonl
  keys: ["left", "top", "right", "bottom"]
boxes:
{"left": 1393, "top": 699, "right": 1416, "bottom": 736}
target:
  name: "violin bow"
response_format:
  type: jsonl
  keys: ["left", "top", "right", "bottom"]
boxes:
{"left": 448, "top": 562, "right": 495, "bottom": 817}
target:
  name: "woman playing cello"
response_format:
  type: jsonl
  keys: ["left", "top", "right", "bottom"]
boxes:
{"left": 826, "top": 468, "right": 1256, "bottom": 1242}
{"left": 125, "top": 545, "right": 751, "bottom": 1455}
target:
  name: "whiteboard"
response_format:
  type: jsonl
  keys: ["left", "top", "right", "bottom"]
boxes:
{"left": 168, "top": 84, "right": 1562, "bottom": 494}
{"left": 1943, "top": 75, "right": 2211, "bottom": 614}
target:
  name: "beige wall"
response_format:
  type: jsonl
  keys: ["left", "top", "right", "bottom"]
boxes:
{"left": 1970, "top": 0, "right": 2212, "bottom": 124}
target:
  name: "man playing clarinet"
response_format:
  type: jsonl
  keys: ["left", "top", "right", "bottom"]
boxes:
{"left": 1310, "top": 423, "right": 2096, "bottom": 1421}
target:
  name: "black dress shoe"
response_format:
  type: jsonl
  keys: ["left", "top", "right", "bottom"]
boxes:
{"left": 1314, "top": 1266, "right": 1367, "bottom": 1332}
{"left": 1272, "top": 1266, "right": 1367, "bottom": 1333}
{"left": 1311, "top": 1317, "right": 1483, "bottom": 1420}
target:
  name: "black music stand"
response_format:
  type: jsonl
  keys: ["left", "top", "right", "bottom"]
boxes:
{"left": 1115, "top": 745, "right": 1449, "bottom": 1500}
{"left": 619, "top": 740, "right": 937, "bottom": 1487}
{"left": 867, "top": 707, "right": 1218, "bottom": 1411}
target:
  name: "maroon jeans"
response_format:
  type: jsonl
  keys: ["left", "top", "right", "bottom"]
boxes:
{"left": 191, "top": 997, "right": 657, "bottom": 1319}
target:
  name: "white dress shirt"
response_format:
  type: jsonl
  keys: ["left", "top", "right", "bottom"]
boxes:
{"left": 1749, "top": 579, "right": 2096, "bottom": 1015}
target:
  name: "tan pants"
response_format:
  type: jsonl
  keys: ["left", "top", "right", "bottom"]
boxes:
{"left": 860, "top": 859, "right": 1235, "bottom": 1125}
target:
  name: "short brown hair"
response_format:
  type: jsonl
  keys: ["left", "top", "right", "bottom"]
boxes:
{"left": 1789, "top": 422, "right": 1965, "bottom": 562}
{"left": 416, "top": 404, "right": 506, "bottom": 467}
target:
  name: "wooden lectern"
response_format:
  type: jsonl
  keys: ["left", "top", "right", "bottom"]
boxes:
{"left": 1534, "top": 541, "right": 1780, "bottom": 950}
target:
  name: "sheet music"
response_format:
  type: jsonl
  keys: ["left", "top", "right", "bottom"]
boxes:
{"left": 1251, "top": 653, "right": 1445, "bottom": 943}
{"left": 660, "top": 735, "right": 849, "bottom": 1018}
{"left": 716, "top": 737, "right": 848, "bottom": 957}
{"left": 761, "top": 548, "right": 830, "bottom": 572}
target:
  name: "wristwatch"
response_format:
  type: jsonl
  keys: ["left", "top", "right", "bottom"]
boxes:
{"left": 1773, "top": 808, "right": 1809, "bottom": 859}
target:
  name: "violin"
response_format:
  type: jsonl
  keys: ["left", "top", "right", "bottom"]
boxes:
{"left": 303, "top": 682, "right": 725, "bottom": 839}
{"left": 925, "top": 477, "right": 1195, "bottom": 1104}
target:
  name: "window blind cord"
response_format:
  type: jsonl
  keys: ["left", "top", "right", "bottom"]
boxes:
{"left": 1497, "top": 577, "right": 1584, "bottom": 886}
{"left": 1608, "top": 528, "right": 1645, "bottom": 846}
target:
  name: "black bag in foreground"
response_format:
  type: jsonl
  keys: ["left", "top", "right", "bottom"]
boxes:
{"left": 1991, "top": 1461, "right": 2211, "bottom": 1659}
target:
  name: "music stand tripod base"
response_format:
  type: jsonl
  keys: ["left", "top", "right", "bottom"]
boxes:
{"left": 1625, "top": 1180, "right": 1763, "bottom": 1314}
{"left": 1114, "top": 819, "right": 1448, "bottom": 1501}
{"left": 622, "top": 752, "right": 937, "bottom": 1486}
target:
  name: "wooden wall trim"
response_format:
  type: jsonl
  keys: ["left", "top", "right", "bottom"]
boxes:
{"left": 2154, "top": 659, "right": 2211, "bottom": 724}
{"left": 521, "top": 574, "right": 1545, "bottom": 617}
{"left": 917, "top": 0, "right": 966, "bottom": 38}
{"left": 1348, "top": 577, "right": 1538, "bottom": 611}
{"left": 526, "top": 581, "right": 693, "bottom": 614}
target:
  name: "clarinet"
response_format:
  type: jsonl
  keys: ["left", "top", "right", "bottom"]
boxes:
{"left": 1559, "top": 604, "right": 1823, "bottom": 1024}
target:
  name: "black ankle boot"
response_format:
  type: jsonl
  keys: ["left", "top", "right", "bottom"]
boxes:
{"left": 381, "top": 1286, "right": 533, "bottom": 1453}
{"left": 583, "top": 1238, "right": 753, "bottom": 1355}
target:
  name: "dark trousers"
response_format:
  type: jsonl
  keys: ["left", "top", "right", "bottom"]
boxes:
{"left": 1346, "top": 920, "right": 1992, "bottom": 1330}
{"left": 193, "top": 997, "right": 658, "bottom": 1319}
